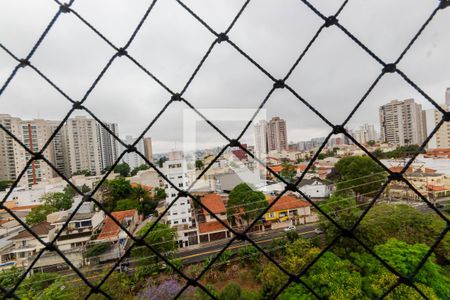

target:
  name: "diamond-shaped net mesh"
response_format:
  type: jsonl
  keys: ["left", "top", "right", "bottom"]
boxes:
{"left": 1, "top": 0, "right": 449, "bottom": 299}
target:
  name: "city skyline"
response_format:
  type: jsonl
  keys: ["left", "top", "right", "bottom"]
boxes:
{"left": 1, "top": 1, "right": 449, "bottom": 153}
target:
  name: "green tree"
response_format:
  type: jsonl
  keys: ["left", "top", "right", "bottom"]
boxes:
{"left": 367, "top": 140, "right": 376, "bottom": 147}
{"left": 63, "top": 184, "right": 77, "bottom": 199}
{"left": 26, "top": 192, "right": 73, "bottom": 225}
{"left": 85, "top": 242, "right": 110, "bottom": 258}
{"left": 101, "top": 177, "right": 134, "bottom": 211}
{"left": 130, "top": 164, "right": 150, "bottom": 176}
{"left": 16, "top": 272, "right": 59, "bottom": 298}
{"left": 114, "top": 162, "right": 131, "bottom": 177}
{"left": 41, "top": 192, "right": 72, "bottom": 210}
{"left": 219, "top": 282, "right": 242, "bottom": 300}
{"left": 195, "top": 159, "right": 204, "bottom": 171}
{"left": 154, "top": 187, "right": 167, "bottom": 200}
{"left": 280, "top": 163, "right": 296, "bottom": 182}
{"left": 355, "top": 204, "right": 449, "bottom": 264}
{"left": 72, "top": 169, "right": 92, "bottom": 176}
{"left": 0, "top": 267, "right": 22, "bottom": 290}
{"left": 89, "top": 271, "right": 133, "bottom": 300}
{"left": 158, "top": 156, "right": 168, "bottom": 168}
{"left": 227, "top": 183, "right": 267, "bottom": 226}
{"left": 374, "top": 239, "right": 449, "bottom": 299}
{"left": 131, "top": 222, "right": 177, "bottom": 266}
{"left": 114, "top": 199, "right": 140, "bottom": 211}
{"left": 286, "top": 229, "right": 299, "bottom": 243}
{"left": 334, "top": 155, "right": 387, "bottom": 197}
{"left": 0, "top": 180, "right": 12, "bottom": 192}
{"left": 80, "top": 184, "right": 91, "bottom": 193}
{"left": 26, "top": 204, "right": 57, "bottom": 225}
{"left": 371, "top": 148, "right": 385, "bottom": 159}
{"left": 259, "top": 239, "right": 317, "bottom": 298}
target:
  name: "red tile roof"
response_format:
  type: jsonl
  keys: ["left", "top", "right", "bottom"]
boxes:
{"left": 297, "top": 164, "right": 308, "bottom": 172}
{"left": 11, "top": 221, "right": 53, "bottom": 240}
{"left": 270, "top": 165, "right": 284, "bottom": 173}
{"left": 97, "top": 209, "right": 137, "bottom": 240}
{"left": 267, "top": 195, "right": 310, "bottom": 213}
{"left": 198, "top": 220, "right": 228, "bottom": 233}
{"left": 427, "top": 185, "right": 447, "bottom": 192}
{"left": 131, "top": 183, "right": 153, "bottom": 191}
{"left": 201, "top": 194, "right": 226, "bottom": 214}
{"left": 389, "top": 166, "right": 414, "bottom": 173}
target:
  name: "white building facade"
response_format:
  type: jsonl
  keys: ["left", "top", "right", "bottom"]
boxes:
{"left": 120, "top": 136, "right": 145, "bottom": 169}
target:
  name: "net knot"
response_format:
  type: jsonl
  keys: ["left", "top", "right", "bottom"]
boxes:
{"left": 217, "top": 33, "right": 229, "bottom": 43}
{"left": 383, "top": 63, "right": 397, "bottom": 73}
{"left": 325, "top": 16, "right": 338, "bottom": 27}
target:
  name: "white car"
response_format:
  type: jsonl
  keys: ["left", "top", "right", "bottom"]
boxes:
{"left": 314, "top": 228, "right": 323, "bottom": 234}
{"left": 284, "top": 225, "right": 296, "bottom": 232}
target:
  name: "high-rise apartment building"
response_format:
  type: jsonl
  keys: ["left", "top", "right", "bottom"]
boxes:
{"left": 253, "top": 120, "right": 267, "bottom": 159}
{"left": 97, "top": 123, "right": 119, "bottom": 170}
{"left": 143, "top": 137, "right": 153, "bottom": 162}
{"left": 253, "top": 117, "right": 288, "bottom": 158}
{"left": 18, "top": 119, "right": 57, "bottom": 186}
{"left": 0, "top": 114, "right": 22, "bottom": 183}
{"left": 267, "top": 117, "right": 288, "bottom": 152}
{"left": 162, "top": 152, "right": 192, "bottom": 222}
{"left": 424, "top": 105, "right": 450, "bottom": 149}
{"left": 379, "top": 99, "right": 425, "bottom": 146}
{"left": 1, "top": 114, "right": 119, "bottom": 184}
{"left": 0, "top": 115, "right": 64, "bottom": 187}
{"left": 121, "top": 136, "right": 145, "bottom": 170}
{"left": 47, "top": 120, "right": 68, "bottom": 176}
{"left": 65, "top": 116, "right": 102, "bottom": 176}
{"left": 352, "top": 123, "right": 377, "bottom": 145}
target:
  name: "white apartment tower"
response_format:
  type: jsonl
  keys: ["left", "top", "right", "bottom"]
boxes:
{"left": 379, "top": 99, "right": 425, "bottom": 146}
{"left": 267, "top": 117, "right": 288, "bottom": 152}
{"left": 352, "top": 123, "right": 377, "bottom": 145}
{"left": 0, "top": 115, "right": 22, "bottom": 183}
{"left": 424, "top": 105, "right": 450, "bottom": 149}
{"left": 97, "top": 123, "right": 119, "bottom": 170}
{"left": 253, "top": 120, "right": 267, "bottom": 159}
{"left": 162, "top": 151, "right": 192, "bottom": 227}
{"left": 18, "top": 119, "right": 57, "bottom": 186}
{"left": 121, "top": 136, "right": 145, "bottom": 169}
{"left": 65, "top": 116, "right": 102, "bottom": 176}
{"left": 0, "top": 115, "right": 62, "bottom": 187}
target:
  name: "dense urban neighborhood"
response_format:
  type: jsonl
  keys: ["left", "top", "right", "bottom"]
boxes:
{"left": 4, "top": 0, "right": 450, "bottom": 296}
{"left": 0, "top": 92, "right": 450, "bottom": 299}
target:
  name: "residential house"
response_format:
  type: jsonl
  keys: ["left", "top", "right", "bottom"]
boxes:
{"left": 297, "top": 179, "right": 332, "bottom": 199}
{"left": 46, "top": 202, "right": 104, "bottom": 252}
{"left": 387, "top": 166, "right": 450, "bottom": 200}
{"left": 263, "top": 195, "right": 315, "bottom": 230}
{"left": 0, "top": 221, "right": 52, "bottom": 268}
{"left": 94, "top": 209, "right": 140, "bottom": 262}
{"left": 197, "top": 193, "right": 231, "bottom": 243}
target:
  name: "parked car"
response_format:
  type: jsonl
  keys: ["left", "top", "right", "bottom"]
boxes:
{"left": 284, "top": 225, "right": 296, "bottom": 232}
{"left": 314, "top": 228, "right": 323, "bottom": 234}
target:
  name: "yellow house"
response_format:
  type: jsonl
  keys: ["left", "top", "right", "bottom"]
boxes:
{"left": 264, "top": 195, "right": 311, "bottom": 225}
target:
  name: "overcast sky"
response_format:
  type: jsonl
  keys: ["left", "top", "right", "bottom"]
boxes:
{"left": 1, "top": 0, "right": 449, "bottom": 154}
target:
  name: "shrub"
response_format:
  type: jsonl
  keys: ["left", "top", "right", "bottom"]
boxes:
{"left": 85, "top": 243, "right": 110, "bottom": 258}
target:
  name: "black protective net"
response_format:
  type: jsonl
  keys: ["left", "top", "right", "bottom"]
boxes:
{"left": 1, "top": 0, "right": 449, "bottom": 299}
